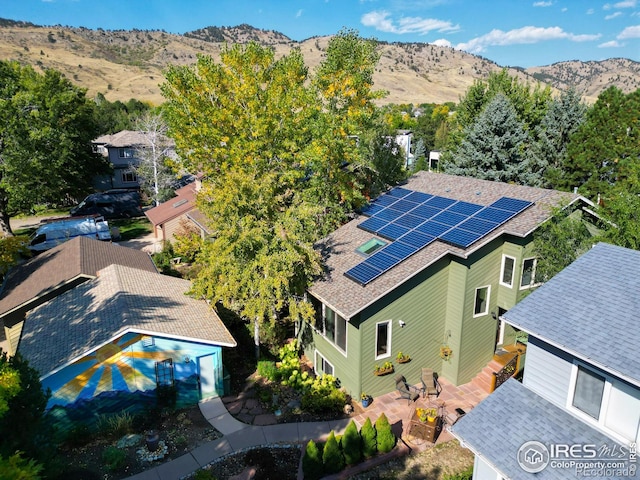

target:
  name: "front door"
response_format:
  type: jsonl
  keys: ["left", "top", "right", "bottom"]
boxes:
{"left": 198, "top": 353, "right": 218, "bottom": 399}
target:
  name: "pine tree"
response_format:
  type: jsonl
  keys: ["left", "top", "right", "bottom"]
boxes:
{"left": 375, "top": 413, "right": 396, "bottom": 454}
{"left": 360, "top": 416, "right": 377, "bottom": 458}
{"left": 322, "top": 431, "right": 345, "bottom": 474}
{"left": 302, "top": 439, "right": 324, "bottom": 480}
{"left": 342, "top": 420, "right": 362, "bottom": 465}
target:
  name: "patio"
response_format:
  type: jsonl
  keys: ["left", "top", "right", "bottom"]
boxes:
{"left": 350, "top": 376, "right": 489, "bottom": 451}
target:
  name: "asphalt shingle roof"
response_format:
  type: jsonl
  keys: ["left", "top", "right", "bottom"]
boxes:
{"left": 310, "top": 171, "right": 579, "bottom": 318}
{"left": 451, "top": 379, "right": 628, "bottom": 480}
{"left": 503, "top": 242, "right": 640, "bottom": 386}
{"left": 19, "top": 264, "right": 236, "bottom": 377}
{"left": 0, "top": 237, "right": 157, "bottom": 318}
{"left": 93, "top": 130, "right": 175, "bottom": 148}
{"left": 145, "top": 184, "right": 197, "bottom": 226}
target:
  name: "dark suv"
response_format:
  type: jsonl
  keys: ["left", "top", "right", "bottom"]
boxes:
{"left": 70, "top": 190, "right": 143, "bottom": 219}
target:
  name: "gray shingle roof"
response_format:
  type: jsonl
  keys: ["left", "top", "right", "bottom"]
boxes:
{"left": 0, "top": 237, "right": 157, "bottom": 318}
{"left": 451, "top": 379, "right": 628, "bottom": 480}
{"left": 310, "top": 171, "right": 579, "bottom": 318}
{"left": 503, "top": 242, "right": 640, "bottom": 386}
{"left": 93, "top": 130, "right": 175, "bottom": 148}
{"left": 19, "top": 264, "right": 236, "bottom": 377}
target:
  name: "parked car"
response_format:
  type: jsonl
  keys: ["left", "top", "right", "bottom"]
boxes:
{"left": 70, "top": 190, "right": 143, "bottom": 219}
{"left": 28, "top": 216, "right": 111, "bottom": 253}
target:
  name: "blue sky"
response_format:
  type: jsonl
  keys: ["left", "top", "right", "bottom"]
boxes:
{"left": 3, "top": 0, "right": 639, "bottom": 67}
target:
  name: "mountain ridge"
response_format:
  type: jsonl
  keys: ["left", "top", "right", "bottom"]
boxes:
{"left": 0, "top": 18, "right": 638, "bottom": 106}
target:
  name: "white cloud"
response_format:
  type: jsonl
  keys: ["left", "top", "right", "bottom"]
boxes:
{"left": 432, "top": 38, "right": 452, "bottom": 47}
{"left": 618, "top": 24, "right": 640, "bottom": 38}
{"left": 533, "top": 1, "right": 552, "bottom": 7}
{"left": 361, "top": 10, "right": 459, "bottom": 35}
{"left": 613, "top": 0, "right": 637, "bottom": 7}
{"left": 605, "top": 12, "right": 623, "bottom": 19}
{"left": 455, "top": 26, "right": 601, "bottom": 54}
{"left": 598, "top": 40, "right": 624, "bottom": 47}
{"left": 296, "top": 9, "right": 303, "bottom": 18}
{"left": 587, "top": 8, "right": 595, "bottom": 14}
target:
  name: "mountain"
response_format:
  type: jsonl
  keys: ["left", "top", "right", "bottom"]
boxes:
{"left": 0, "top": 19, "right": 638, "bottom": 106}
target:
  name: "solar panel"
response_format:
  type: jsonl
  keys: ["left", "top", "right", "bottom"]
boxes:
{"left": 474, "top": 207, "right": 516, "bottom": 224}
{"left": 426, "top": 196, "right": 456, "bottom": 209}
{"left": 375, "top": 195, "right": 399, "bottom": 207}
{"left": 404, "top": 191, "right": 432, "bottom": 204}
{"left": 366, "top": 251, "right": 400, "bottom": 271}
{"left": 378, "top": 223, "right": 410, "bottom": 240}
{"left": 387, "top": 187, "right": 413, "bottom": 198}
{"left": 490, "top": 197, "right": 533, "bottom": 213}
{"left": 431, "top": 210, "right": 468, "bottom": 227}
{"left": 376, "top": 208, "right": 403, "bottom": 222}
{"left": 360, "top": 203, "right": 385, "bottom": 217}
{"left": 393, "top": 213, "right": 424, "bottom": 229}
{"left": 382, "top": 241, "right": 419, "bottom": 259}
{"left": 448, "top": 201, "right": 484, "bottom": 216}
{"left": 439, "top": 228, "right": 484, "bottom": 249}
{"left": 398, "top": 230, "right": 435, "bottom": 249}
{"left": 411, "top": 204, "right": 442, "bottom": 219}
{"left": 415, "top": 221, "right": 451, "bottom": 237}
{"left": 456, "top": 217, "right": 500, "bottom": 235}
{"left": 344, "top": 262, "right": 383, "bottom": 285}
{"left": 389, "top": 199, "right": 419, "bottom": 213}
{"left": 358, "top": 216, "right": 388, "bottom": 234}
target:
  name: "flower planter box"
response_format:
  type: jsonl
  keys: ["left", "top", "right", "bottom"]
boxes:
{"left": 373, "top": 367, "right": 394, "bottom": 376}
{"left": 408, "top": 412, "right": 442, "bottom": 443}
{"left": 397, "top": 357, "right": 411, "bottom": 364}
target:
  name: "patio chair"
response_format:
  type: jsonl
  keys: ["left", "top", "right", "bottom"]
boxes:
{"left": 395, "top": 374, "right": 419, "bottom": 405}
{"left": 420, "top": 368, "right": 442, "bottom": 399}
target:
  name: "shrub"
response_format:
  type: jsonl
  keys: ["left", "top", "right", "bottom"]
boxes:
{"left": 375, "top": 413, "right": 396, "bottom": 454}
{"left": 302, "top": 439, "right": 324, "bottom": 480}
{"left": 444, "top": 465, "right": 474, "bottom": 480}
{"left": 360, "top": 417, "right": 377, "bottom": 458}
{"left": 257, "top": 359, "right": 278, "bottom": 382}
{"left": 98, "top": 412, "right": 134, "bottom": 438}
{"left": 64, "top": 422, "right": 93, "bottom": 447}
{"left": 321, "top": 431, "right": 344, "bottom": 474}
{"left": 341, "top": 420, "right": 362, "bottom": 465}
{"left": 193, "top": 470, "right": 217, "bottom": 480}
{"left": 102, "top": 446, "right": 127, "bottom": 471}
{"left": 0, "top": 452, "right": 43, "bottom": 479}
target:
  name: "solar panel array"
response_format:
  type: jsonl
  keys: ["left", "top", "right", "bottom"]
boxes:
{"left": 345, "top": 188, "right": 533, "bottom": 286}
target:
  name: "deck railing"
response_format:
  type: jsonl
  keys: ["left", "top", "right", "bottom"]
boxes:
{"left": 491, "top": 352, "right": 521, "bottom": 391}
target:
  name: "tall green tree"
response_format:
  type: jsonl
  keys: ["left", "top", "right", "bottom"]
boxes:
{"left": 444, "top": 94, "right": 532, "bottom": 184}
{"left": 598, "top": 161, "right": 640, "bottom": 250}
{"left": 527, "top": 87, "right": 587, "bottom": 188}
{"left": 0, "top": 61, "right": 110, "bottom": 234}
{"left": 561, "top": 87, "right": 640, "bottom": 198}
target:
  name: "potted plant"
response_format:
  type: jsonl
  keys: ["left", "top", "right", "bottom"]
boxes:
{"left": 396, "top": 351, "right": 411, "bottom": 364}
{"left": 416, "top": 407, "right": 438, "bottom": 423}
{"left": 373, "top": 361, "right": 394, "bottom": 376}
{"left": 361, "top": 392, "right": 372, "bottom": 408}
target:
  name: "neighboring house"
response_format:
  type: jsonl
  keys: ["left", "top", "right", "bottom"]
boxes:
{"left": 395, "top": 130, "right": 414, "bottom": 168}
{"left": 0, "top": 236, "right": 157, "bottom": 355}
{"left": 451, "top": 243, "right": 640, "bottom": 479}
{"left": 92, "top": 130, "right": 176, "bottom": 190}
{"left": 18, "top": 263, "right": 236, "bottom": 427}
{"left": 145, "top": 183, "right": 207, "bottom": 244}
{"left": 303, "top": 171, "right": 596, "bottom": 399}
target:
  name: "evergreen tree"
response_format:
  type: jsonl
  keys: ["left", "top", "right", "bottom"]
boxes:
{"left": 375, "top": 413, "right": 396, "bottom": 453}
{"left": 444, "top": 94, "right": 531, "bottom": 184}
{"left": 360, "top": 416, "right": 377, "bottom": 458}
{"left": 341, "top": 420, "right": 362, "bottom": 465}
{"left": 302, "top": 439, "right": 324, "bottom": 480}
{"left": 322, "top": 431, "right": 345, "bottom": 474}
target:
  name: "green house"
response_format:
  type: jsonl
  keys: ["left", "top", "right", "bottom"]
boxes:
{"left": 302, "top": 171, "right": 593, "bottom": 399}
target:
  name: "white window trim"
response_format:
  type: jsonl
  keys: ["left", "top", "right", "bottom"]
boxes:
{"left": 499, "top": 254, "right": 516, "bottom": 288}
{"left": 473, "top": 285, "right": 491, "bottom": 318}
{"left": 519, "top": 257, "right": 538, "bottom": 290}
{"left": 313, "top": 304, "right": 348, "bottom": 357}
{"left": 314, "top": 350, "right": 334, "bottom": 376}
{"left": 374, "top": 320, "right": 392, "bottom": 360}
{"left": 566, "top": 361, "right": 635, "bottom": 444}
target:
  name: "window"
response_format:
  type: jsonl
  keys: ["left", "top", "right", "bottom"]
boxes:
{"left": 309, "top": 296, "right": 347, "bottom": 353}
{"left": 572, "top": 365, "right": 605, "bottom": 419}
{"left": 122, "top": 170, "right": 137, "bottom": 183}
{"left": 568, "top": 363, "right": 640, "bottom": 443}
{"left": 474, "top": 286, "right": 490, "bottom": 317}
{"left": 520, "top": 258, "right": 537, "bottom": 289}
{"left": 500, "top": 255, "right": 516, "bottom": 287}
{"left": 315, "top": 351, "right": 334, "bottom": 376}
{"left": 357, "top": 238, "right": 386, "bottom": 256}
{"left": 375, "top": 320, "right": 391, "bottom": 359}
{"left": 118, "top": 148, "right": 134, "bottom": 158}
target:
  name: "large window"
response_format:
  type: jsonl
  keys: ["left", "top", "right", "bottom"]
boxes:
{"left": 309, "top": 296, "right": 347, "bottom": 353}
{"left": 119, "top": 148, "right": 134, "bottom": 158}
{"left": 474, "top": 286, "right": 490, "bottom": 317}
{"left": 121, "top": 169, "right": 137, "bottom": 183}
{"left": 375, "top": 320, "right": 391, "bottom": 359}
{"left": 520, "top": 258, "right": 537, "bottom": 289}
{"left": 500, "top": 255, "right": 516, "bottom": 287}
{"left": 569, "top": 363, "right": 640, "bottom": 443}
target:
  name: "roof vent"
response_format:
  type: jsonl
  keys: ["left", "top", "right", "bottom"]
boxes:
{"left": 172, "top": 199, "right": 188, "bottom": 208}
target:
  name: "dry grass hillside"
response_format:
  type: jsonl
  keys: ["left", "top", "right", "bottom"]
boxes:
{"left": 0, "top": 19, "right": 638, "bottom": 106}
